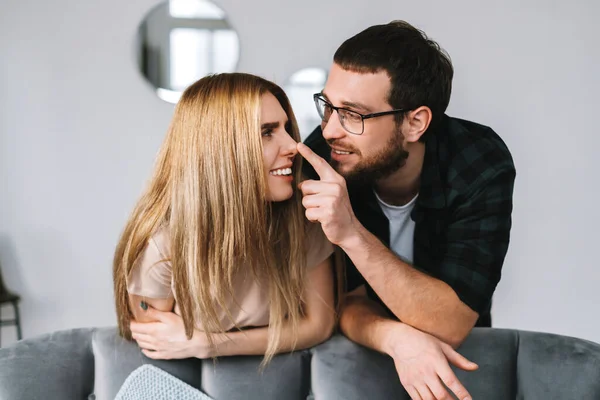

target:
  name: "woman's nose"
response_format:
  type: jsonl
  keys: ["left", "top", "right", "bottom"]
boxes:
{"left": 281, "top": 134, "right": 298, "bottom": 157}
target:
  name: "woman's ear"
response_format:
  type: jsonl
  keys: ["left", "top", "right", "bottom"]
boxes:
{"left": 403, "top": 106, "right": 432, "bottom": 143}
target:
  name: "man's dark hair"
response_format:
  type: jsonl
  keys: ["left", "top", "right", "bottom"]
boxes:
{"left": 334, "top": 20, "right": 453, "bottom": 136}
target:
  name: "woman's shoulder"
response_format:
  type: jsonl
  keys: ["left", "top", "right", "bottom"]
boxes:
{"left": 127, "top": 225, "right": 173, "bottom": 297}
{"left": 149, "top": 225, "right": 171, "bottom": 258}
{"left": 304, "top": 222, "right": 334, "bottom": 269}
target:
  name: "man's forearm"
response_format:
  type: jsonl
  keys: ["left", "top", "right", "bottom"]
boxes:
{"left": 340, "top": 224, "right": 477, "bottom": 346}
{"left": 339, "top": 294, "right": 404, "bottom": 355}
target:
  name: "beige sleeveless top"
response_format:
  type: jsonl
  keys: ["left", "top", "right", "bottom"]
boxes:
{"left": 126, "top": 222, "right": 333, "bottom": 331}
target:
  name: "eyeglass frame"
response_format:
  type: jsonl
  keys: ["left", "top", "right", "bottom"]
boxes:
{"left": 313, "top": 93, "right": 406, "bottom": 135}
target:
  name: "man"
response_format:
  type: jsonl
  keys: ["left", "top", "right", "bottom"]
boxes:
{"left": 297, "top": 20, "right": 515, "bottom": 400}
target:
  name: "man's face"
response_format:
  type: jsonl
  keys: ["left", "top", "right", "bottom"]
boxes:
{"left": 320, "top": 63, "right": 408, "bottom": 185}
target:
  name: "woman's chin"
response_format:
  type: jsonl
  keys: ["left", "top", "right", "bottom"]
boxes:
{"left": 266, "top": 187, "right": 294, "bottom": 203}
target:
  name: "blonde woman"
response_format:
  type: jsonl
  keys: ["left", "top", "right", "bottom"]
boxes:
{"left": 113, "top": 73, "right": 336, "bottom": 365}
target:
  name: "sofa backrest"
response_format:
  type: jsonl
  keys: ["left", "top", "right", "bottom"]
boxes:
{"left": 0, "top": 328, "right": 95, "bottom": 399}
{"left": 92, "top": 327, "right": 311, "bottom": 399}
{"left": 1, "top": 327, "right": 599, "bottom": 400}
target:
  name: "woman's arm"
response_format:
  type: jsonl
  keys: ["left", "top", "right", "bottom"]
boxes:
{"left": 129, "top": 294, "right": 174, "bottom": 323}
{"left": 130, "top": 256, "right": 336, "bottom": 359}
{"left": 214, "top": 255, "right": 336, "bottom": 356}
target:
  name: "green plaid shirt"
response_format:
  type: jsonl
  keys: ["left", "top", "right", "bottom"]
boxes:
{"left": 303, "top": 115, "right": 516, "bottom": 327}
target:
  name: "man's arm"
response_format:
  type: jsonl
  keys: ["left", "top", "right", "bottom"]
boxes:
{"left": 338, "top": 286, "right": 397, "bottom": 353}
{"left": 342, "top": 168, "right": 514, "bottom": 346}
{"left": 340, "top": 225, "right": 477, "bottom": 347}
{"left": 130, "top": 257, "right": 336, "bottom": 359}
{"left": 339, "top": 286, "right": 477, "bottom": 400}
{"left": 297, "top": 143, "right": 514, "bottom": 347}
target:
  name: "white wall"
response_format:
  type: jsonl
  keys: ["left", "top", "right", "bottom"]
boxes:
{"left": 1, "top": 0, "right": 599, "bottom": 346}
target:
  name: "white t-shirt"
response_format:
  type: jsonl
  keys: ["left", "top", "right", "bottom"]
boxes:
{"left": 374, "top": 191, "right": 419, "bottom": 264}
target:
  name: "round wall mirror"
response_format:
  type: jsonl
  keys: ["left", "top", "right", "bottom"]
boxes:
{"left": 284, "top": 68, "right": 328, "bottom": 140}
{"left": 136, "top": 0, "right": 240, "bottom": 103}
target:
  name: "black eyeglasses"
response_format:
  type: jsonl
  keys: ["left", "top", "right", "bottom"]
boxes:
{"left": 313, "top": 93, "right": 406, "bottom": 135}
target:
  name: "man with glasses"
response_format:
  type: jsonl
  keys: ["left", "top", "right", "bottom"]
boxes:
{"left": 298, "top": 20, "right": 515, "bottom": 400}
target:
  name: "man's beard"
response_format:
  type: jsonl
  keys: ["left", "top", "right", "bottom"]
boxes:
{"left": 329, "top": 129, "right": 409, "bottom": 187}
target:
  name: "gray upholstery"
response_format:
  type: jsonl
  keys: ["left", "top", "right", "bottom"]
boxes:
{"left": 92, "top": 328, "right": 204, "bottom": 400}
{"left": 1, "top": 327, "right": 599, "bottom": 400}
{"left": 312, "top": 329, "right": 600, "bottom": 399}
{"left": 514, "top": 330, "right": 600, "bottom": 399}
{"left": 199, "top": 350, "right": 311, "bottom": 399}
{"left": 311, "top": 330, "right": 521, "bottom": 399}
{"left": 0, "top": 328, "right": 95, "bottom": 399}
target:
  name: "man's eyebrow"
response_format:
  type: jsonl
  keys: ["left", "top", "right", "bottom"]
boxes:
{"left": 261, "top": 121, "right": 280, "bottom": 130}
{"left": 340, "top": 100, "right": 373, "bottom": 113}
{"left": 321, "top": 91, "right": 373, "bottom": 113}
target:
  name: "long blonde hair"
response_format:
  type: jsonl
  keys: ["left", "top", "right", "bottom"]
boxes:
{"left": 113, "top": 73, "right": 307, "bottom": 364}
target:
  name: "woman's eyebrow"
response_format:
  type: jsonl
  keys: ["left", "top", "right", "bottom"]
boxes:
{"left": 261, "top": 122, "right": 280, "bottom": 130}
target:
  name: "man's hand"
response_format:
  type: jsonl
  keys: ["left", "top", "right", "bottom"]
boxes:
{"left": 130, "top": 306, "right": 216, "bottom": 360}
{"left": 297, "top": 143, "right": 358, "bottom": 246}
{"left": 385, "top": 323, "right": 478, "bottom": 400}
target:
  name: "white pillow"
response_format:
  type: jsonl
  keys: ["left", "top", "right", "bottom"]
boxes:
{"left": 115, "top": 364, "right": 214, "bottom": 400}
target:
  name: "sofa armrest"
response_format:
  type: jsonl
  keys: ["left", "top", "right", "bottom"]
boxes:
{"left": 516, "top": 330, "right": 600, "bottom": 398}
{"left": 0, "top": 328, "right": 95, "bottom": 400}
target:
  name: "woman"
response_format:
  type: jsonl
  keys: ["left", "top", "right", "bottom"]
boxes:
{"left": 113, "top": 73, "right": 336, "bottom": 365}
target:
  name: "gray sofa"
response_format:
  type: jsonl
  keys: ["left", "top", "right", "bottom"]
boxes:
{"left": 1, "top": 327, "right": 599, "bottom": 399}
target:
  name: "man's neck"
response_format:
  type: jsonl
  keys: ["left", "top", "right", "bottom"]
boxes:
{"left": 374, "top": 142, "right": 425, "bottom": 206}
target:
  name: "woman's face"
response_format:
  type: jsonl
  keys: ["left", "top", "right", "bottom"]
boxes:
{"left": 261, "top": 92, "right": 298, "bottom": 202}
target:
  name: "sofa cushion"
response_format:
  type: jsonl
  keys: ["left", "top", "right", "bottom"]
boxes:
{"left": 92, "top": 327, "right": 203, "bottom": 400}
{"left": 0, "top": 328, "right": 95, "bottom": 400}
{"left": 311, "top": 331, "right": 520, "bottom": 400}
{"left": 92, "top": 327, "right": 312, "bottom": 400}
{"left": 516, "top": 330, "right": 600, "bottom": 398}
{"left": 453, "top": 328, "right": 518, "bottom": 399}
{"left": 200, "top": 350, "right": 312, "bottom": 400}
{"left": 311, "top": 334, "right": 408, "bottom": 400}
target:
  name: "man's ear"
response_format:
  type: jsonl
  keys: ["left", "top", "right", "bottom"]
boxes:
{"left": 403, "top": 106, "right": 432, "bottom": 143}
